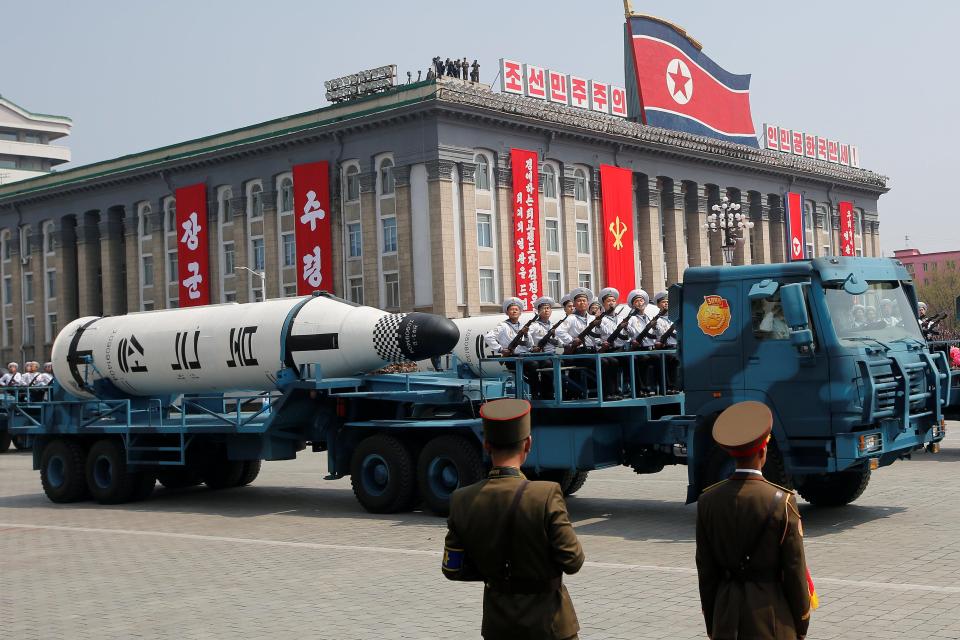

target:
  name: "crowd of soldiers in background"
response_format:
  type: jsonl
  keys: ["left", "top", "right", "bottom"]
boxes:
{"left": 427, "top": 56, "right": 480, "bottom": 82}
{"left": 0, "top": 361, "right": 55, "bottom": 388}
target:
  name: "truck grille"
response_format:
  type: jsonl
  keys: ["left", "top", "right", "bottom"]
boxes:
{"left": 865, "top": 358, "right": 931, "bottom": 421}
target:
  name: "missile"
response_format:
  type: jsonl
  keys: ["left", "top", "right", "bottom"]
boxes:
{"left": 52, "top": 294, "right": 460, "bottom": 400}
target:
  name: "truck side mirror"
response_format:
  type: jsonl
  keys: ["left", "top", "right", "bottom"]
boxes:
{"left": 748, "top": 279, "right": 779, "bottom": 301}
{"left": 779, "top": 283, "right": 809, "bottom": 328}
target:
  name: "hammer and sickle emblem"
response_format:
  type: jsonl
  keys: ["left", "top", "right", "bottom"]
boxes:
{"left": 609, "top": 215, "right": 628, "bottom": 250}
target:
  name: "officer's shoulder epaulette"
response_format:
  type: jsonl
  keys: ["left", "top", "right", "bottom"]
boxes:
{"left": 700, "top": 478, "right": 729, "bottom": 494}
{"left": 761, "top": 478, "right": 796, "bottom": 495}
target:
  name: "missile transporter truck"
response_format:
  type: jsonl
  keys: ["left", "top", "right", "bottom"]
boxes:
{"left": 6, "top": 258, "right": 950, "bottom": 514}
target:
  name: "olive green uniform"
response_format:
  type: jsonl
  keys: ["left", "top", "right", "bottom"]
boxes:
{"left": 696, "top": 472, "right": 811, "bottom": 639}
{"left": 442, "top": 466, "right": 585, "bottom": 640}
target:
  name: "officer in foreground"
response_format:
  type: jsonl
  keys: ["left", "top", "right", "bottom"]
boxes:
{"left": 442, "top": 398, "right": 585, "bottom": 639}
{"left": 696, "top": 401, "right": 814, "bottom": 640}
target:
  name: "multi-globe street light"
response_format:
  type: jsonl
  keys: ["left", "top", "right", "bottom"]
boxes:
{"left": 705, "top": 196, "right": 755, "bottom": 264}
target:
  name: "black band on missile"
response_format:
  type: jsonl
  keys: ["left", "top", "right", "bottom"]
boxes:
{"left": 285, "top": 333, "right": 339, "bottom": 353}
{"left": 66, "top": 318, "right": 102, "bottom": 391}
{"left": 281, "top": 295, "right": 326, "bottom": 370}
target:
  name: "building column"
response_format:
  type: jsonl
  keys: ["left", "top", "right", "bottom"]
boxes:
{"left": 206, "top": 194, "right": 221, "bottom": 304}
{"left": 662, "top": 178, "right": 687, "bottom": 285}
{"left": 99, "top": 207, "right": 126, "bottom": 316}
{"left": 426, "top": 160, "right": 458, "bottom": 317}
{"left": 560, "top": 174, "right": 579, "bottom": 292}
{"left": 392, "top": 165, "right": 416, "bottom": 312}
{"left": 768, "top": 195, "right": 785, "bottom": 263}
{"left": 358, "top": 172, "right": 379, "bottom": 308}
{"left": 871, "top": 220, "right": 881, "bottom": 257}
{"left": 329, "top": 168, "right": 344, "bottom": 300}
{"left": 636, "top": 175, "right": 665, "bottom": 294}
{"left": 7, "top": 230, "right": 23, "bottom": 359}
{"left": 495, "top": 166, "right": 514, "bottom": 304}
{"left": 749, "top": 191, "right": 771, "bottom": 264}
{"left": 724, "top": 188, "right": 750, "bottom": 266}
{"left": 123, "top": 208, "right": 140, "bottom": 312}
{"left": 684, "top": 182, "right": 710, "bottom": 267}
{"left": 591, "top": 169, "right": 604, "bottom": 288}
{"left": 57, "top": 215, "right": 79, "bottom": 324}
{"left": 706, "top": 186, "right": 724, "bottom": 266}
{"left": 459, "top": 162, "right": 480, "bottom": 315}
{"left": 77, "top": 211, "right": 102, "bottom": 317}
{"left": 24, "top": 226, "right": 42, "bottom": 361}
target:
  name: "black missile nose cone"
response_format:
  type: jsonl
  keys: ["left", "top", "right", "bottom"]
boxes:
{"left": 397, "top": 313, "right": 460, "bottom": 361}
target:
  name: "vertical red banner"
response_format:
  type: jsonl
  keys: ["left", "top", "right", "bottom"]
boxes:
{"left": 785, "top": 191, "right": 805, "bottom": 261}
{"left": 510, "top": 149, "right": 541, "bottom": 310}
{"left": 175, "top": 183, "right": 210, "bottom": 306}
{"left": 599, "top": 165, "right": 636, "bottom": 300}
{"left": 292, "top": 161, "right": 333, "bottom": 295}
{"left": 839, "top": 201, "right": 855, "bottom": 257}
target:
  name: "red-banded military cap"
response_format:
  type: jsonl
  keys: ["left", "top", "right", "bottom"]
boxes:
{"left": 712, "top": 401, "right": 773, "bottom": 458}
{"left": 479, "top": 398, "right": 531, "bottom": 445}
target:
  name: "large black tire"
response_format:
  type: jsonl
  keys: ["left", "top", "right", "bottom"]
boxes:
{"left": 530, "top": 469, "right": 574, "bottom": 492}
{"left": 40, "top": 439, "right": 88, "bottom": 503}
{"left": 351, "top": 434, "right": 417, "bottom": 514}
{"left": 701, "top": 445, "right": 736, "bottom": 494}
{"left": 564, "top": 471, "right": 589, "bottom": 496}
{"left": 237, "top": 460, "right": 262, "bottom": 487}
{"left": 11, "top": 435, "right": 30, "bottom": 451}
{"left": 203, "top": 456, "right": 245, "bottom": 490}
{"left": 416, "top": 435, "right": 484, "bottom": 516}
{"left": 798, "top": 468, "right": 871, "bottom": 507}
{"left": 85, "top": 439, "right": 143, "bottom": 504}
{"left": 0, "top": 431, "right": 10, "bottom": 452}
{"left": 156, "top": 468, "right": 204, "bottom": 490}
{"left": 762, "top": 441, "right": 793, "bottom": 490}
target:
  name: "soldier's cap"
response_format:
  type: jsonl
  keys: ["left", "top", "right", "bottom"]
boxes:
{"left": 599, "top": 287, "right": 620, "bottom": 302}
{"left": 479, "top": 398, "right": 532, "bottom": 446}
{"left": 43, "top": 362, "right": 52, "bottom": 368}
{"left": 560, "top": 294, "right": 573, "bottom": 306}
{"left": 653, "top": 291, "right": 668, "bottom": 304}
{"left": 627, "top": 289, "right": 649, "bottom": 306}
{"left": 570, "top": 287, "right": 593, "bottom": 302}
{"left": 533, "top": 296, "right": 555, "bottom": 310}
{"left": 588, "top": 298, "right": 601, "bottom": 311}
{"left": 6, "top": 362, "right": 17, "bottom": 369}
{"left": 918, "top": 301, "right": 927, "bottom": 311}
{"left": 712, "top": 401, "right": 773, "bottom": 458}
{"left": 502, "top": 297, "right": 524, "bottom": 314}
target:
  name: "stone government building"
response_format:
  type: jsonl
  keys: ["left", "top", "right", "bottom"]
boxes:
{"left": 0, "top": 77, "right": 886, "bottom": 362}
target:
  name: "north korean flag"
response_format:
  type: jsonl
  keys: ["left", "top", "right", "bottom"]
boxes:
{"left": 626, "top": 16, "right": 758, "bottom": 147}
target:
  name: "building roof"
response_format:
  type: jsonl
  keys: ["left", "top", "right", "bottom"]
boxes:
{"left": 0, "top": 78, "right": 887, "bottom": 206}
{"left": 0, "top": 95, "right": 72, "bottom": 125}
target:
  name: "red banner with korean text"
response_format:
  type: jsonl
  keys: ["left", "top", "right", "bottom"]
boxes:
{"left": 599, "top": 165, "right": 635, "bottom": 301}
{"left": 839, "top": 201, "right": 855, "bottom": 257}
{"left": 510, "top": 149, "right": 541, "bottom": 310}
{"left": 785, "top": 191, "right": 805, "bottom": 261}
{"left": 175, "top": 183, "right": 210, "bottom": 306}
{"left": 293, "top": 161, "right": 333, "bottom": 295}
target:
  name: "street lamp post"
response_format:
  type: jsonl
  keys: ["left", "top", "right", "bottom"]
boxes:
{"left": 705, "top": 196, "right": 755, "bottom": 265}
{"left": 236, "top": 265, "right": 266, "bottom": 301}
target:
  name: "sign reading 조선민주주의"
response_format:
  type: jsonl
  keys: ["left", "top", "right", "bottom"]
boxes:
{"left": 325, "top": 65, "right": 397, "bottom": 103}
{"left": 510, "top": 148, "right": 542, "bottom": 311}
{"left": 175, "top": 183, "right": 210, "bottom": 307}
{"left": 500, "top": 59, "right": 628, "bottom": 118}
{"left": 763, "top": 123, "right": 860, "bottom": 168}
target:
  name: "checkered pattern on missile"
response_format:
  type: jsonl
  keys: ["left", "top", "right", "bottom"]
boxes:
{"left": 372, "top": 313, "right": 408, "bottom": 361}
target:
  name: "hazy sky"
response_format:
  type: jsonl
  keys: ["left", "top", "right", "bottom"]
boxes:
{"left": 4, "top": 1, "right": 955, "bottom": 255}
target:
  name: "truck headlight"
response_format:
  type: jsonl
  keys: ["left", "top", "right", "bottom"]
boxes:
{"left": 858, "top": 433, "right": 882, "bottom": 454}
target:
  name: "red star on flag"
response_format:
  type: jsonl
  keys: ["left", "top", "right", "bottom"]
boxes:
{"left": 669, "top": 66, "right": 690, "bottom": 100}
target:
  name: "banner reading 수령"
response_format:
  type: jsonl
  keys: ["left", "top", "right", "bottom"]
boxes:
{"left": 510, "top": 149, "right": 541, "bottom": 310}
{"left": 839, "top": 201, "right": 855, "bottom": 257}
{"left": 599, "top": 165, "right": 635, "bottom": 300}
{"left": 785, "top": 191, "right": 805, "bottom": 261}
{"left": 175, "top": 183, "right": 210, "bottom": 306}
{"left": 292, "top": 161, "right": 333, "bottom": 295}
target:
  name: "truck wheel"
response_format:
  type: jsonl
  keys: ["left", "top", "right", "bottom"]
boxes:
{"left": 798, "top": 468, "right": 871, "bottom": 507}
{"left": 237, "top": 460, "right": 262, "bottom": 487}
{"left": 417, "top": 435, "right": 484, "bottom": 516}
{"left": 351, "top": 434, "right": 416, "bottom": 514}
{"left": 564, "top": 471, "right": 590, "bottom": 496}
{"left": 85, "top": 439, "right": 144, "bottom": 504}
{"left": 11, "top": 435, "right": 30, "bottom": 451}
{"left": 203, "top": 457, "right": 245, "bottom": 490}
{"left": 762, "top": 442, "right": 793, "bottom": 490}
{"left": 40, "top": 439, "right": 87, "bottom": 503}
{"left": 156, "top": 468, "right": 203, "bottom": 490}
{"left": 0, "top": 431, "right": 10, "bottom": 452}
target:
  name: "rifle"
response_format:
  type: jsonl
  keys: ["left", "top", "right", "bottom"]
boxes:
{"left": 601, "top": 308, "right": 640, "bottom": 350}
{"left": 534, "top": 316, "right": 568, "bottom": 351}
{"left": 629, "top": 309, "right": 667, "bottom": 349}
{"left": 505, "top": 315, "right": 538, "bottom": 353}
{"left": 566, "top": 308, "right": 617, "bottom": 354}
{"left": 654, "top": 322, "right": 678, "bottom": 349}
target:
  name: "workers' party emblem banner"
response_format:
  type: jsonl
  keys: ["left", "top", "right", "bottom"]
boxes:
{"left": 839, "top": 201, "right": 855, "bottom": 257}
{"left": 293, "top": 161, "right": 333, "bottom": 295}
{"left": 599, "top": 164, "right": 636, "bottom": 301}
{"left": 175, "top": 183, "right": 210, "bottom": 306}
{"left": 626, "top": 15, "right": 757, "bottom": 147}
{"left": 510, "top": 148, "right": 541, "bottom": 310}
{"left": 785, "top": 191, "right": 805, "bottom": 261}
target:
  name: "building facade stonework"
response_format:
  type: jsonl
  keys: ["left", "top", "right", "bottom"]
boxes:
{"left": 0, "top": 78, "right": 887, "bottom": 362}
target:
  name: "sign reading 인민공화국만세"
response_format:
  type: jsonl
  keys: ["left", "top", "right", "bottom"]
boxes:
{"left": 499, "top": 59, "right": 629, "bottom": 118}
{"left": 510, "top": 148, "right": 542, "bottom": 311}
{"left": 763, "top": 123, "right": 860, "bottom": 168}
{"left": 325, "top": 65, "right": 397, "bottom": 103}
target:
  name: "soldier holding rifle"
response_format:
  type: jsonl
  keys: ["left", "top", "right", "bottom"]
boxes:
{"left": 626, "top": 290, "right": 664, "bottom": 396}
{"left": 484, "top": 297, "right": 540, "bottom": 396}
{"left": 653, "top": 291, "right": 681, "bottom": 394}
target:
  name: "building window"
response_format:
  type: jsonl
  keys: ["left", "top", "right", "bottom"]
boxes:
{"left": 142, "top": 256, "right": 154, "bottom": 286}
{"left": 23, "top": 273, "right": 33, "bottom": 302}
{"left": 854, "top": 211, "right": 864, "bottom": 257}
{"left": 252, "top": 237, "right": 265, "bottom": 271}
{"left": 479, "top": 269, "right": 496, "bottom": 303}
{"left": 574, "top": 169, "right": 588, "bottom": 202}
{"left": 803, "top": 202, "right": 814, "bottom": 259}
{"left": 167, "top": 251, "right": 178, "bottom": 284}
{"left": 219, "top": 188, "right": 232, "bottom": 224}
{"left": 547, "top": 271, "right": 562, "bottom": 301}
{"left": 165, "top": 198, "right": 177, "bottom": 233}
{"left": 345, "top": 165, "right": 360, "bottom": 202}
{"left": 46, "top": 270, "right": 55, "bottom": 299}
{"left": 384, "top": 272, "right": 400, "bottom": 309}
{"left": 223, "top": 242, "right": 235, "bottom": 275}
{"left": 169, "top": 299, "right": 179, "bottom": 309}
{"left": 46, "top": 313, "right": 57, "bottom": 341}
{"left": 348, "top": 222, "right": 362, "bottom": 258}
{"left": 379, "top": 158, "right": 395, "bottom": 196}
{"left": 542, "top": 165, "right": 557, "bottom": 199}
{"left": 43, "top": 224, "right": 55, "bottom": 254}
{"left": 545, "top": 219, "right": 560, "bottom": 253}
{"left": 282, "top": 233, "right": 296, "bottom": 268}
{"left": 3, "top": 319, "right": 10, "bottom": 345}
{"left": 283, "top": 284, "right": 298, "bottom": 297}
{"left": 348, "top": 276, "right": 363, "bottom": 305}
{"left": 223, "top": 293, "right": 236, "bottom": 303}
{"left": 24, "top": 316, "right": 35, "bottom": 345}
{"left": 822, "top": 245, "right": 831, "bottom": 258}
{"left": 279, "top": 177, "right": 294, "bottom": 214}
{"left": 139, "top": 204, "right": 153, "bottom": 237}
{"left": 382, "top": 217, "right": 397, "bottom": 254}
{"left": 3, "top": 276, "right": 10, "bottom": 305}
{"left": 2, "top": 233, "right": 9, "bottom": 261}
{"left": 475, "top": 154, "right": 490, "bottom": 191}
{"left": 578, "top": 272, "right": 592, "bottom": 290}
{"left": 249, "top": 183, "right": 264, "bottom": 219}
{"left": 576, "top": 222, "right": 590, "bottom": 255}
{"left": 477, "top": 212, "right": 493, "bottom": 248}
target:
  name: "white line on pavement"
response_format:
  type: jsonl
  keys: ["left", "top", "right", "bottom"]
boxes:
{"left": 4, "top": 522, "right": 960, "bottom": 594}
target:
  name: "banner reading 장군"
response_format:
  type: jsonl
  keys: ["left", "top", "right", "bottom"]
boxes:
{"left": 599, "top": 165, "right": 635, "bottom": 301}
{"left": 839, "top": 201, "right": 855, "bottom": 257}
{"left": 785, "top": 192, "right": 805, "bottom": 261}
{"left": 175, "top": 183, "right": 210, "bottom": 306}
{"left": 510, "top": 149, "right": 541, "bottom": 310}
{"left": 292, "top": 161, "right": 333, "bottom": 295}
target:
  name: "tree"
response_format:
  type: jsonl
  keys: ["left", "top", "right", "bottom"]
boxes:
{"left": 914, "top": 268, "right": 960, "bottom": 339}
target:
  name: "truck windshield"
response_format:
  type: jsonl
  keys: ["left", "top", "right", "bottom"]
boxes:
{"left": 824, "top": 281, "right": 923, "bottom": 343}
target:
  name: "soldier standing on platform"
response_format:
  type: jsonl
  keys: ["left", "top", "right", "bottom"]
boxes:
{"left": 484, "top": 297, "right": 531, "bottom": 358}
{"left": 696, "top": 401, "right": 816, "bottom": 640}
{"left": 653, "top": 291, "right": 680, "bottom": 393}
{"left": 626, "top": 290, "right": 657, "bottom": 396}
{"left": 442, "top": 398, "right": 585, "bottom": 639}
{"left": 560, "top": 294, "right": 574, "bottom": 316}
{"left": 528, "top": 296, "right": 558, "bottom": 399}
{"left": 0, "top": 362, "right": 21, "bottom": 387}
{"left": 556, "top": 288, "right": 593, "bottom": 351}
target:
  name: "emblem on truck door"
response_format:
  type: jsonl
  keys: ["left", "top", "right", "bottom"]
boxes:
{"left": 697, "top": 295, "right": 732, "bottom": 337}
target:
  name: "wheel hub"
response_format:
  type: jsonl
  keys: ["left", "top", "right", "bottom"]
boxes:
{"left": 47, "top": 456, "right": 65, "bottom": 488}
{"left": 361, "top": 454, "right": 390, "bottom": 496}
{"left": 428, "top": 457, "right": 460, "bottom": 498}
{"left": 93, "top": 455, "right": 114, "bottom": 489}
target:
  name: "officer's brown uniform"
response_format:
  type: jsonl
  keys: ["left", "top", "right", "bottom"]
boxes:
{"left": 696, "top": 402, "right": 812, "bottom": 640}
{"left": 442, "top": 399, "right": 585, "bottom": 640}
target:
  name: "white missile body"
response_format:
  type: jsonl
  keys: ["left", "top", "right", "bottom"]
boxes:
{"left": 52, "top": 295, "right": 459, "bottom": 400}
